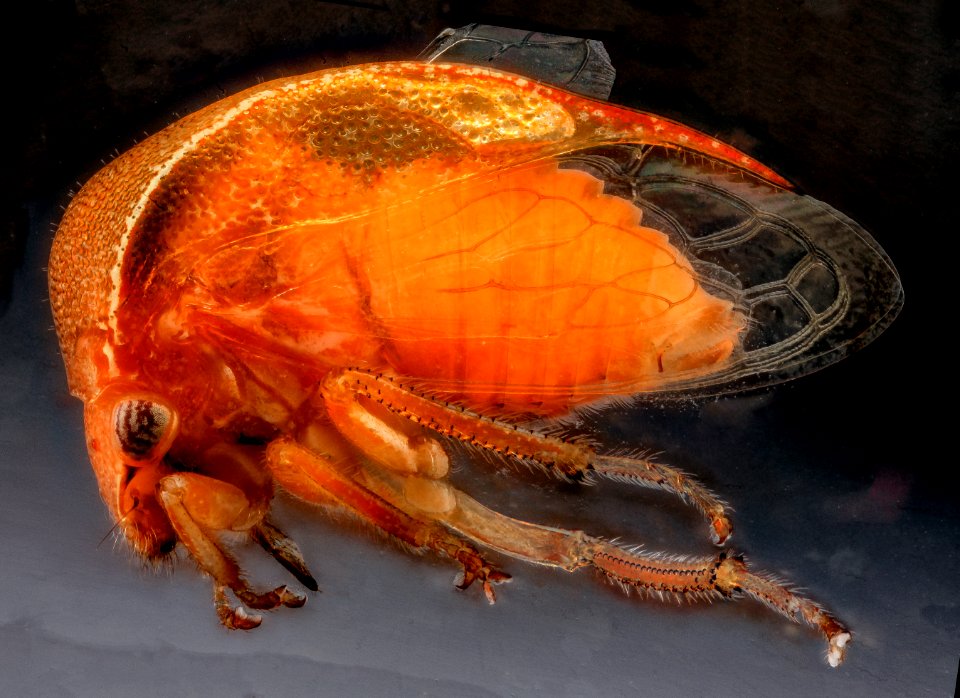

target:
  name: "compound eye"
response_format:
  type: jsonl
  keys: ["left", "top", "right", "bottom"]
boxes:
{"left": 113, "top": 399, "right": 178, "bottom": 461}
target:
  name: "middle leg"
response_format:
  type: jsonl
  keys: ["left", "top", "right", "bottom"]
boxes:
{"left": 265, "top": 435, "right": 510, "bottom": 601}
{"left": 321, "top": 368, "right": 732, "bottom": 544}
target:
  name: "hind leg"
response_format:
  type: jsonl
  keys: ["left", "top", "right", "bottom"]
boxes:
{"left": 439, "top": 488, "right": 851, "bottom": 667}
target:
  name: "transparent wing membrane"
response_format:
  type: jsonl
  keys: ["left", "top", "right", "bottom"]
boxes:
{"left": 560, "top": 146, "right": 902, "bottom": 397}
{"left": 421, "top": 24, "right": 616, "bottom": 101}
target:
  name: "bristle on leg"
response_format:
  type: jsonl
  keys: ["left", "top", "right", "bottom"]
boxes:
{"left": 589, "top": 542, "right": 851, "bottom": 666}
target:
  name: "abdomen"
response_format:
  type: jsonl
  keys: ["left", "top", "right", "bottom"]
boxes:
{"left": 357, "top": 162, "right": 744, "bottom": 414}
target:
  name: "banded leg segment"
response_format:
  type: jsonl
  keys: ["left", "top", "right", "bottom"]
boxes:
{"left": 322, "top": 368, "right": 732, "bottom": 543}
{"left": 265, "top": 437, "right": 510, "bottom": 600}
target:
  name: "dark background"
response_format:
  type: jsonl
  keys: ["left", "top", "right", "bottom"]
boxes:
{"left": 1, "top": 1, "right": 956, "bottom": 696}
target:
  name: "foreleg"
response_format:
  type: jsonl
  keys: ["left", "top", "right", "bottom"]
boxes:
{"left": 156, "top": 451, "right": 308, "bottom": 629}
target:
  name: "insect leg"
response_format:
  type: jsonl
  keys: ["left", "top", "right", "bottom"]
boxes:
{"left": 157, "top": 472, "right": 306, "bottom": 629}
{"left": 320, "top": 373, "right": 450, "bottom": 479}
{"left": 590, "top": 455, "right": 731, "bottom": 544}
{"left": 419, "top": 478, "right": 849, "bottom": 667}
{"left": 322, "top": 369, "right": 732, "bottom": 543}
{"left": 266, "top": 436, "right": 510, "bottom": 601}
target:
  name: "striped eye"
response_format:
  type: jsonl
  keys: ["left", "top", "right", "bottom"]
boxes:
{"left": 113, "top": 399, "right": 176, "bottom": 460}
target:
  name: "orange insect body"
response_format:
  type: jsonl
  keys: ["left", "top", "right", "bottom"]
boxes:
{"left": 53, "top": 63, "right": 760, "bottom": 408}
{"left": 50, "top": 61, "right": 857, "bottom": 666}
